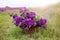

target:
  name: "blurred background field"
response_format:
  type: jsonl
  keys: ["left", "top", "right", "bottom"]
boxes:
{"left": 0, "top": 3, "right": 60, "bottom": 40}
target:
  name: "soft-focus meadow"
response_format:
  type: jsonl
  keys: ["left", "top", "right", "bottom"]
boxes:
{"left": 0, "top": 3, "right": 60, "bottom": 40}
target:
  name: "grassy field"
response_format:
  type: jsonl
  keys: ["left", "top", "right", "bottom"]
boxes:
{"left": 0, "top": 6, "right": 60, "bottom": 40}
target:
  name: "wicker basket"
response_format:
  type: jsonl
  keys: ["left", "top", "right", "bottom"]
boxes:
{"left": 23, "top": 27, "right": 40, "bottom": 34}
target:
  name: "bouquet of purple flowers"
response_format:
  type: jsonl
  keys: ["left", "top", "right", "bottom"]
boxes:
{"left": 10, "top": 7, "right": 47, "bottom": 33}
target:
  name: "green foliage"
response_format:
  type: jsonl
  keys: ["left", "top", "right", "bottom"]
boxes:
{"left": 0, "top": 10, "right": 60, "bottom": 40}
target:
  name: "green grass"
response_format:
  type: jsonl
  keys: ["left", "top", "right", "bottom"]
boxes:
{"left": 0, "top": 10, "right": 60, "bottom": 40}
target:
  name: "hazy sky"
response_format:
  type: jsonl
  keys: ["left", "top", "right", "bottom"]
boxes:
{"left": 0, "top": 0, "right": 60, "bottom": 7}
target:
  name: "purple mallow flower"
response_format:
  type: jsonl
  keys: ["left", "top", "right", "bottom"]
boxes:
{"left": 14, "top": 16, "right": 24, "bottom": 26}
{"left": 20, "top": 7, "right": 28, "bottom": 13}
{"left": 20, "top": 20, "right": 27, "bottom": 27}
{"left": 26, "top": 19, "right": 36, "bottom": 28}
{"left": 30, "top": 12, "right": 36, "bottom": 18}
{"left": 42, "top": 24, "right": 46, "bottom": 29}
{"left": 0, "top": 8, "right": 6, "bottom": 12}
{"left": 24, "top": 27, "right": 29, "bottom": 30}
{"left": 10, "top": 7, "right": 47, "bottom": 30}
{"left": 36, "top": 20, "right": 41, "bottom": 27}
{"left": 36, "top": 18, "right": 47, "bottom": 28}
{"left": 25, "top": 12, "right": 36, "bottom": 19}
{"left": 20, "top": 7, "right": 28, "bottom": 16}
{"left": 40, "top": 18, "right": 47, "bottom": 25}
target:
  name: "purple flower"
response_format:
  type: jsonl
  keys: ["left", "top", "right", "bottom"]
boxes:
{"left": 36, "top": 18, "right": 47, "bottom": 28}
{"left": 40, "top": 18, "right": 47, "bottom": 25}
{"left": 10, "top": 7, "right": 47, "bottom": 30}
{"left": 25, "top": 12, "right": 30, "bottom": 19}
{"left": 25, "top": 12, "right": 36, "bottom": 19}
{"left": 0, "top": 8, "right": 6, "bottom": 12}
{"left": 14, "top": 16, "right": 24, "bottom": 26}
{"left": 30, "top": 12, "right": 36, "bottom": 18}
{"left": 30, "top": 12, "right": 36, "bottom": 15}
{"left": 42, "top": 24, "right": 46, "bottom": 29}
{"left": 24, "top": 27, "right": 29, "bottom": 30}
{"left": 20, "top": 20, "right": 26, "bottom": 27}
{"left": 36, "top": 20, "right": 41, "bottom": 27}
{"left": 26, "top": 19, "right": 36, "bottom": 28}
{"left": 20, "top": 7, "right": 28, "bottom": 16}
{"left": 20, "top": 7, "right": 28, "bottom": 13}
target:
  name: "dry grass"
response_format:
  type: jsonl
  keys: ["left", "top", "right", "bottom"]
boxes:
{"left": 0, "top": 3, "right": 60, "bottom": 40}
